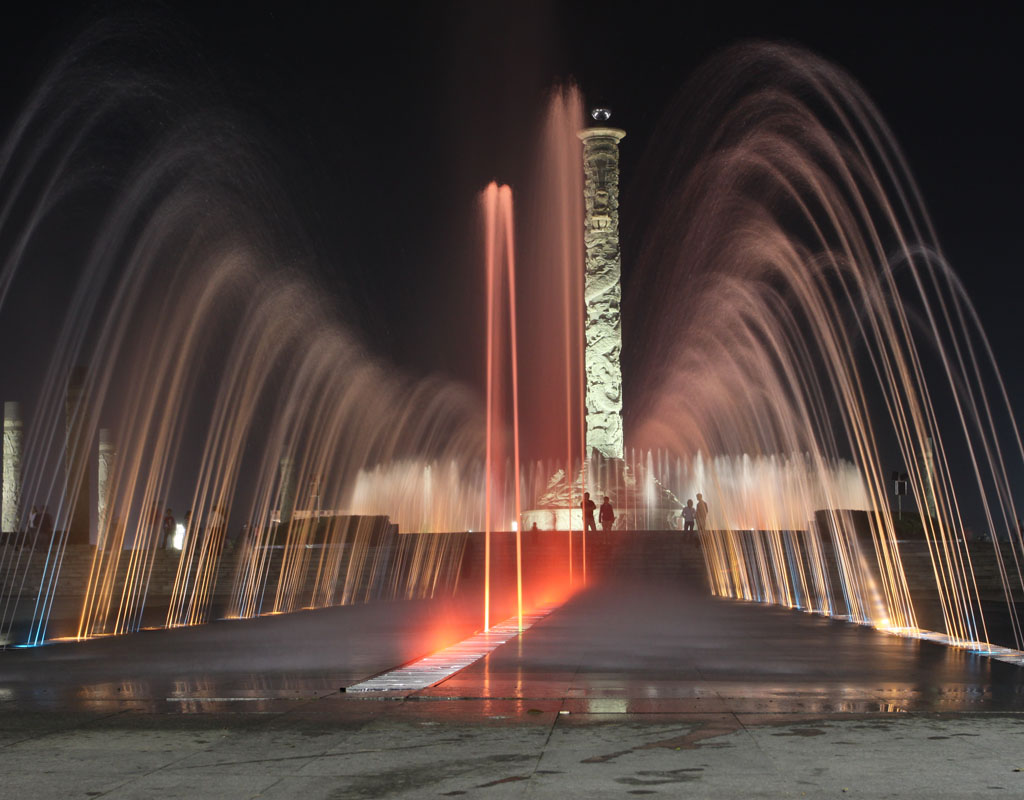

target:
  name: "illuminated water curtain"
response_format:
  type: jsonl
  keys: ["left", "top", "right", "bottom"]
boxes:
{"left": 0, "top": 38, "right": 1023, "bottom": 664}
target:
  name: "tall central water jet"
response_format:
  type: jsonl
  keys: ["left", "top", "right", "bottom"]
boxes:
{"left": 521, "top": 106, "right": 657, "bottom": 533}
{"left": 482, "top": 182, "right": 523, "bottom": 630}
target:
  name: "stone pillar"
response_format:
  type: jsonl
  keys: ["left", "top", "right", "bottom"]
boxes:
{"left": 98, "top": 429, "right": 114, "bottom": 540}
{"left": 3, "top": 402, "right": 22, "bottom": 533}
{"left": 278, "top": 456, "right": 295, "bottom": 525}
{"left": 65, "top": 366, "right": 91, "bottom": 544}
{"left": 920, "top": 437, "right": 937, "bottom": 519}
{"left": 578, "top": 121, "right": 626, "bottom": 461}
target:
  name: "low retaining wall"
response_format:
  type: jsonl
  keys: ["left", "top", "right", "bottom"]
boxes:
{"left": 2, "top": 528, "right": 1019, "bottom": 645}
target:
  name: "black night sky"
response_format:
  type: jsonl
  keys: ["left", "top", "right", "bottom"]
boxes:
{"left": 0, "top": 1, "right": 1021, "bottom": 517}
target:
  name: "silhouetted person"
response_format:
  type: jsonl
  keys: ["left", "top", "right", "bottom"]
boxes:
{"left": 162, "top": 508, "right": 176, "bottom": 549}
{"left": 599, "top": 496, "right": 615, "bottom": 532}
{"left": 680, "top": 499, "right": 696, "bottom": 532}
{"left": 581, "top": 492, "right": 597, "bottom": 532}
{"left": 39, "top": 506, "right": 54, "bottom": 541}
{"left": 695, "top": 493, "right": 709, "bottom": 533}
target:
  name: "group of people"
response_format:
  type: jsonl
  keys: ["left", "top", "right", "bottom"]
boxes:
{"left": 580, "top": 492, "right": 616, "bottom": 532}
{"left": 578, "top": 491, "right": 709, "bottom": 533}
{"left": 677, "top": 493, "right": 709, "bottom": 532}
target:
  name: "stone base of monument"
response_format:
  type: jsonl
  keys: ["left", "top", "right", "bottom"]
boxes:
{"left": 521, "top": 453, "right": 683, "bottom": 531}
{"left": 521, "top": 505, "right": 684, "bottom": 532}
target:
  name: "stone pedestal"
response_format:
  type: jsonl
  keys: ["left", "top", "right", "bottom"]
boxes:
{"left": 919, "top": 437, "right": 937, "bottom": 519}
{"left": 3, "top": 401, "right": 22, "bottom": 533}
{"left": 521, "top": 453, "right": 682, "bottom": 532}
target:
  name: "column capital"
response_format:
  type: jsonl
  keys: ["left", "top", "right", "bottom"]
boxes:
{"left": 578, "top": 127, "right": 627, "bottom": 144}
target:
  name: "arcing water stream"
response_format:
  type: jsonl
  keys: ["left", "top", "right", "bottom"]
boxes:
{"left": 626, "top": 44, "right": 1024, "bottom": 653}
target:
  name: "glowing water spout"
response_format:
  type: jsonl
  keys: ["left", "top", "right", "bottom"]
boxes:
{"left": 482, "top": 182, "right": 523, "bottom": 630}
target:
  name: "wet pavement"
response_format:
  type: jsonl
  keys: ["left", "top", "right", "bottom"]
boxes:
{"left": 2, "top": 578, "right": 1024, "bottom": 797}
{"left": 410, "top": 579, "right": 1024, "bottom": 714}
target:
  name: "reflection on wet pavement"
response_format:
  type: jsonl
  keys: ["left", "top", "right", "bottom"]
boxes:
{"left": 1, "top": 578, "right": 1023, "bottom": 718}
{"left": 3, "top": 580, "right": 1023, "bottom": 800}
{"left": 0, "top": 596, "right": 482, "bottom": 714}
{"left": 398, "top": 580, "right": 1024, "bottom": 715}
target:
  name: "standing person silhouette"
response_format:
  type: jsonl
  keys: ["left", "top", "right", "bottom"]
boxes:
{"left": 581, "top": 492, "right": 597, "bottom": 532}
{"left": 162, "top": 508, "right": 176, "bottom": 549}
{"left": 680, "top": 499, "right": 696, "bottom": 532}
{"left": 599, "top": 496, "right": 615, "bottom": 532}
{"left": 695, "top": 493, "right": 709, "bottom": 533}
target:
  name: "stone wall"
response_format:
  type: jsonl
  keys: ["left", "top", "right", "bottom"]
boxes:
{"left": 3, "top": 530, "right": 1019, "bottom": 646}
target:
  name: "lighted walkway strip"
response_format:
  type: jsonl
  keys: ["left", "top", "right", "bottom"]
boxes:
{"left": 345, "top": 607, "right": 557, "bottom": 693}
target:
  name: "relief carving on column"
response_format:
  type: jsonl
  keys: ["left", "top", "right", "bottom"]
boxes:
{"left": 3, "top": 402, "right": 22, "bottom": 533}
{"left": 578, "top": 126, "right": 626, "bottom": 461}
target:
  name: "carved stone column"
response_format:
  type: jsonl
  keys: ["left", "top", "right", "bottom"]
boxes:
{"left": 98, "top": 428, "right": 114, "bottom": 541}
{"left": 278, "top": 456, "right": 296, "bottom": 526}
{"left": 578, "top": 124, "right": 626, "bottom": 461}
{"left": 66, "top": 366, "right": 91, "bottom": 544}
{"left": 3, "top": 401, "right": 22, "bottom": 533}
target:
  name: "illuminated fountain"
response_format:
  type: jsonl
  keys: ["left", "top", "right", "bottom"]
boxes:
{"left": 621, "top": 43, "right": 1024, "bottom": 656}
{"left": 0, "top": 31, "right": 488, "bottom": 645}
{"left": 0, "top": 30, "right": 1022, "bottom": 663}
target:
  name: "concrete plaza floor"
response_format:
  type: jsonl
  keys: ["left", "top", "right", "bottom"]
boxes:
{"left": 2, "top": 577, "right": 1024, "bottom": 798}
